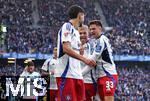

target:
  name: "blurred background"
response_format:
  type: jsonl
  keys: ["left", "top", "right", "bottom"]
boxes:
{"left": 0, "top": 0, "right": 150, "bottom": 100}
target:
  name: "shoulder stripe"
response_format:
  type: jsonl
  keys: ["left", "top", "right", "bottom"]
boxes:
{"left": 58, "top": 29, "right": 65, "bottom": 58}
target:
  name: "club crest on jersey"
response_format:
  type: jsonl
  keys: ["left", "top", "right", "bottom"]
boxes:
{"left": 64, "top": 32, "right": 69, "bottom": 36}
{"left": 95, "top": 44, "right": 101, "bottom": 52}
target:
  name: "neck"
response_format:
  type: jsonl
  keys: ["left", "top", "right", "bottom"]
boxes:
{"left": 82, "top": 40, "right": 88, "bottom": 45}
{"left": 96, "top": 32, "right": 102, "bottom": 39}
{"left": 28, "top": 71, "right": 33, "bottom": 74}
{"left": 81, "top": 42, "right": 85, "bottom": 45}
{"left": 69, "top": 19, "right": 79, "bottom": 29}
{"left": 53, "top": 56, "right": 57, "bottom": 59}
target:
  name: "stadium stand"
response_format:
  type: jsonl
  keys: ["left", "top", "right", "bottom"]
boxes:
{"left": 37, "top": 0, "right": 100, "bottom": 27}
{"left": 0, "top": 0, "right": 100, "bottom": 54}
{"left": 0, "top": 0, "right": 149, "bottom": 55}
{"left": 116, "top": 64, "right": 150, "bottom": 100}
{"left": 0, "top": 0, "right": 33, "bottom": 26}
{"left": 5, "top": 27, "right": 55, "bottom": 53}
{"left": 99, "top": 0, "right": 150, "bottom": 55}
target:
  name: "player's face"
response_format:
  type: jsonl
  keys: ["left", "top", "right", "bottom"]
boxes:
{"left": 89, "top": 24, "right": 102, "bottom": 39}
{"left": 79, "top": 29, "right": 88, "bottom": 45}
{"left": 28, "top": 66, "right": 35, "bottom": 73}
{"left": 78, "top": 13, "right": 85, "bottom": 24}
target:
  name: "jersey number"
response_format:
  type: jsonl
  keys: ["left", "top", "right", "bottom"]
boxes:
{"left": 106, "top": 81, "right": 114, "bottom": 91}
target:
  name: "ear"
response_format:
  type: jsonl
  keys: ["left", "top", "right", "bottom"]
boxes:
{"left": 77, "top": 13, "right": 81, "bottom": 19}
{"left": 99, "top": 26, "right": 103, "bottom": 31}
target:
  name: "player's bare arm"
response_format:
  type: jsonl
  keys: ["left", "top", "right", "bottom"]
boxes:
{"left": 63, "top": 41, "right": 96, "bottom": 67}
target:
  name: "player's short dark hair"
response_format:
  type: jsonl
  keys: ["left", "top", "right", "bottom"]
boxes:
{"left": 27, "top": 61, "right": 34, "bottom": 67}
{"left": 89, "top": 20, "right": 103, "bottom": 28}
{"left": 68, "top": 5, "right": 85, "bottom": 19}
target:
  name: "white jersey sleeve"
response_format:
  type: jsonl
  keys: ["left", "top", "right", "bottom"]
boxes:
{"left": 41, "top": 58, "right": 51, "bottom": 71}
{"left": 61, "top": 23, "right": 72, "bottom": 42}
{"left": 56, "top": 22, "right": 83, "bottom": 79}
{"left": 42, "top": 58, "right": 58, "bottom": 90}
{"left": 82, "top": 35, "right": 117, "bottom": 77}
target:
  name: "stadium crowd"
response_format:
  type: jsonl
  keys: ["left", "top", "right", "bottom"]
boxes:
{"left": 0, "top": 64, "right": 24, "bottom": 76}
{"left": 100, "top": 0, "right": 150, "bottom": 55}
{"left": 115, "top": 65, "right": 150, "bottom": 100}
{"left": 0, "top": 0, "right": 149, "bottom": 55}
{"left": 37, "top": 0, "right": 100, "bottom": 27}
{"left": 0, "top": 0, "right": 33, "bottom": 26}
{"left": 1, "top": 0, "right": 100, "bottom": 54}
{"left": 6, "top": 27, "right": 55, "bottom": 53}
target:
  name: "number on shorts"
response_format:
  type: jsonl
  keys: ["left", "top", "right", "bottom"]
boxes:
{"left": 106, "top": 81, "right": 114, "bottom": 91}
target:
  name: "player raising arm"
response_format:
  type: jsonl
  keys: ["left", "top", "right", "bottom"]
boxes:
{"left": 19, "top": 61, "right": 41, "bottom": 101}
